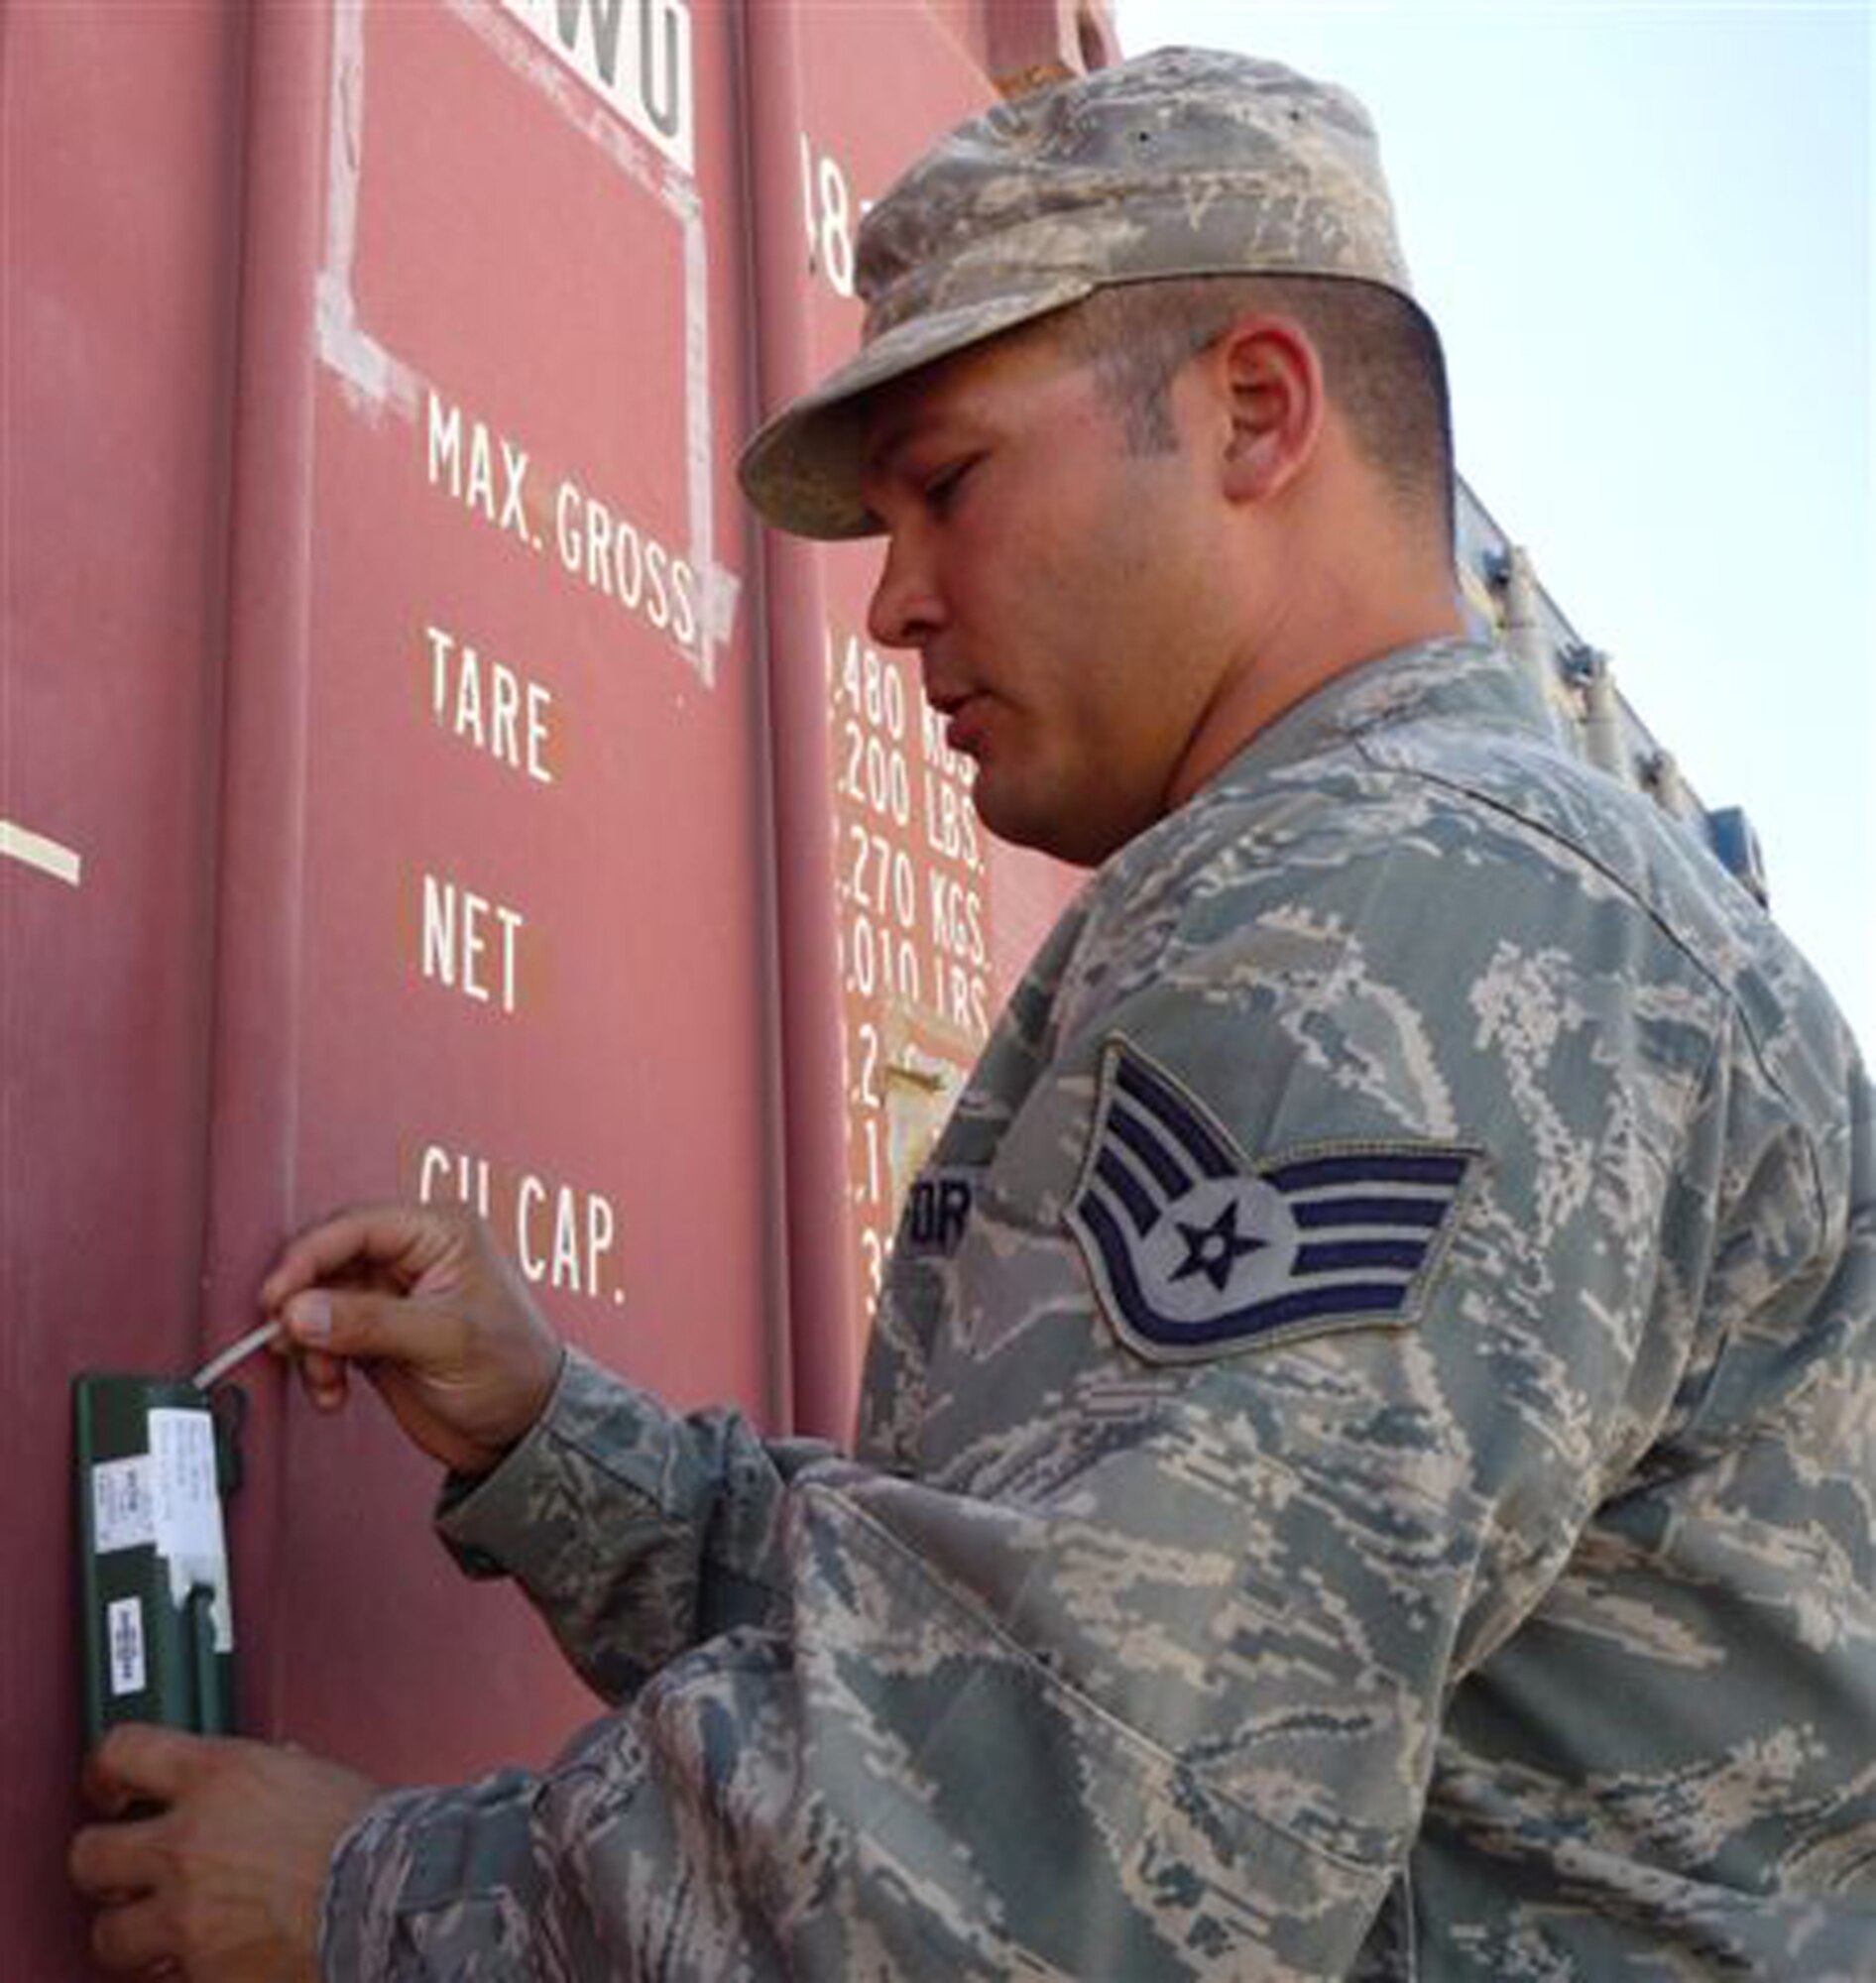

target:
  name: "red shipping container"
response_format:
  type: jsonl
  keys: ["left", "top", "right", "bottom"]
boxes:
{"left": 2, "top": 2, "right": 1109, "bottom": 1968}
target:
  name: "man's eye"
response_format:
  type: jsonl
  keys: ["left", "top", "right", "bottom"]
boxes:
{"left": 923, "top": 457, "right": 979, "bottom": 514}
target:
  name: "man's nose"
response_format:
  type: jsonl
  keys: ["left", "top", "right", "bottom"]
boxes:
{"left": 867, "top": 527, "right": 945, "bottom": 650}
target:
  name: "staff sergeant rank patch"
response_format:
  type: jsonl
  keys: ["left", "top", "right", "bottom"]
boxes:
{"left": 1066, "top": 1039, "right": 1479, "bottom": 1364}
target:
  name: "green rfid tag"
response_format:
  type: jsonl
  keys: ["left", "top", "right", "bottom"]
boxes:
{"left": 73, "top": 1374, "right": 242, "bottom": 1745}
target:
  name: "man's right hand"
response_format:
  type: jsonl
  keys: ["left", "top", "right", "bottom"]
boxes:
{"left": 261, "top": 1204, "right": 564, "bottom": 1475}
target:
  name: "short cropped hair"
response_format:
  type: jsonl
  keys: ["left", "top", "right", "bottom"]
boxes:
{"left": 1053, "top": 275, "right": 1454, "bottom": 545}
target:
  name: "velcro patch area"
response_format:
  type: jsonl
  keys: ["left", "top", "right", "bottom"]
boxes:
{"left": 1066, "top": 1039, "right": 1479, "bottom": 1364}
{"left": 900, "top": 1169, "right": 976, "bottom": 1257}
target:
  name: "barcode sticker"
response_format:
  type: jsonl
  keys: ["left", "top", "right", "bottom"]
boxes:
{"left": 107, "top": 1596, "right": 146, "bottom": 1697}
{"left": 93, "top": 1457, "right": 157, "bottom": 1554}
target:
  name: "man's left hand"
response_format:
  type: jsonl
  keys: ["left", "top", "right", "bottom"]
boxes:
{"left": 68, "top": 1723, "right": 380, "bottom": 1979}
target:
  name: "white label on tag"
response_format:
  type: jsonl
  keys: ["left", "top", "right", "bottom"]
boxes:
{"left": 107, "top": 1596, "right": 147, "bottom": 1696}
{"left": 149, "top": 1409, "right": 221, "bottom": 1559}
{"left": 92, "top": 1457, "right": 156, "bottom": 1554}
{"left": 148, "top": 1408, "right": 233, "bottom": 1653}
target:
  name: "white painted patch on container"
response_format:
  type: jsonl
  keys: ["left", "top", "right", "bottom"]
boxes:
{"left": 495, "top": 0, "right": 695, "bottom": 176}
{"left": 446, "top": 0, "right": 665, "bottom": 199}
{"left": 668, "top": 164, "right": 739, "bottom": 686}
{"left": 0, "top": 819, "right": 83, "bottom": 887}
{"left": 316, "top": 0, "right": 423, "bottom": 422}
{"left": 445, "top": 0, "right": 737, "bottom": 687}
{"left": 315, "top": 1, "right": 735, "bottom": 685}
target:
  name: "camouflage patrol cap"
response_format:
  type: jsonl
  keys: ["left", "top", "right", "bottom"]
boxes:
{"left": 738, "top": 47, "right": 1416, "bottom": 539}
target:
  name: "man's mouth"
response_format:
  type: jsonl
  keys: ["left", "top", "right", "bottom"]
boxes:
{"left": 942, "top": 694, "right": 989, "bottom": 756}
{"left": 926, "top": 684, "right": 987, "bottom": 755}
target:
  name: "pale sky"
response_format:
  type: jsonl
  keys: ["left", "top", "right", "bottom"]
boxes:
{"left": 1119, "top": 0, "right": 1874, "bottom": 1056}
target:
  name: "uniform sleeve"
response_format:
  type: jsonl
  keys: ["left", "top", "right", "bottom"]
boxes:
{"left": 323, "top": 1419, "right": 1393, "bottom": 1979}
{"left": 429, "top": 1346, "right": 842, "bottom": 1702}
{"left": 320, "top": 800, "right": 1734, "bottom": 1980}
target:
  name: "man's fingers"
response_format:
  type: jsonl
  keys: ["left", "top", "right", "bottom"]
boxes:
{"left": 280, "top": 1285, "right": 454, "bottom": 1369}
{"left": 258, "top": 1208, "right": 387, "bottom": 1309}
{"left": 267, "top": 1331, "right": 350, "bottom": 1410}
{"left": 83, "top": 1724, "right": 213, "bottom": 1814}
{"left": 77, "top": 1750, "right": 135, "bottom": 1819}
{"left": 259, "top": 1203, "right": 453, "bottom": 1312}
{"left": 67, "top": 1818, "right": 152, "bottom": 1898}
{"left": 297, "top": 1346, "right": 350, "bottom": 1411}
{"left": 89, "top": 1894, "right": 175, "bottom": 1974}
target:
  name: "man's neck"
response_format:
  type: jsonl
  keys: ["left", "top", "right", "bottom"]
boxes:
{"left": 1168, "top": 559, "right": 1466, "bottom": 812}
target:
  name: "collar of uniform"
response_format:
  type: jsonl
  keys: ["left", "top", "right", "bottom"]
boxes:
{"left": 1198, "top": 638, "right": 1547, "bottom": 800}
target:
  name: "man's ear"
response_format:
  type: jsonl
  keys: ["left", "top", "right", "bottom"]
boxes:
{"left": 1208, "top": 315, "right": 1326, "bottom": 505}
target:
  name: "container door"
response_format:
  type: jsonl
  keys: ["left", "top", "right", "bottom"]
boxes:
{"left": 4, "top": 4, "right": 1108, "bottom": 1969}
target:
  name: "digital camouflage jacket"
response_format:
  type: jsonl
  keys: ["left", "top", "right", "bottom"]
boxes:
{"left": 324, "top": 641, "right": 1875, "bottom": 1978}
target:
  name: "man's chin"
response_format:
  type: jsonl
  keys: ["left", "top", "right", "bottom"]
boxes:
{"left": 973, "top": 778, "right": 1114, "bottom": 871}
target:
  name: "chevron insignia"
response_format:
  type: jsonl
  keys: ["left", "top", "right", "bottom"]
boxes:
{"left": 1066, "top": 1039, "right": 1479, "bottom": 1363}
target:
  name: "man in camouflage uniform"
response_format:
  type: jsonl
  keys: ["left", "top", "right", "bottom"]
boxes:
{"left": 72, "top": 48, "right": 1874, "bottom": 1980}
